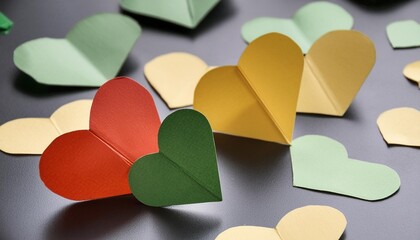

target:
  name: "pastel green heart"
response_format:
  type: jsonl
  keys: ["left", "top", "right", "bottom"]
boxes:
{"left": 13, "top": 13, "right": 141, "bottom": 87}
{"left": 119, "top": 0, "right": 220, "bottom": 29}
{"left": 387, "top": 20, "right": 420, "bottom": 48}
{"left": 241, "top": 1, "right": 353, "bottom": 53}
{"left": 291, "top": 135, "right": 400, "bottom": 201}
{"left": 129, "top": 109, "right": 222, "bottom": 207}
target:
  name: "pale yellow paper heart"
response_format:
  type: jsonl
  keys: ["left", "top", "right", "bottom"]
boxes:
{"left": 215, "top": 205, "right": 347, "bottom": 240}
{"left": 403, "top": 61, "right": 420, "bottom": 87}
{"left": 144, "top": 52, "right": 215, "bottom": 108}
{"left": 0, "top": 100, "right": 92, "bottom": 154}
{"left": 377, "top": 107, "right": 420, "bottom": 147}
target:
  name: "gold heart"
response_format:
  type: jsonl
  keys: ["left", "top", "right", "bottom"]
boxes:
{"left": 297, "top": 30, "right": 375, "bottom": 116}
{"left": 194, "top": 33, "right": 303, "bottom": 144}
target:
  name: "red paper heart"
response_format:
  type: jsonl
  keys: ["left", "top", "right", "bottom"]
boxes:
{"left": 40, "top": 77, "right": 160, "bottom": 200}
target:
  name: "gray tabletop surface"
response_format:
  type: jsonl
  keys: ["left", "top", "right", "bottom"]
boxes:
{"left": 1, "top": 0, "right": 420, "bottom": 239}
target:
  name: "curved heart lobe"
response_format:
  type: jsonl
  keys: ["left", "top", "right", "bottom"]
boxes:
{"left": 129, "top": 109, "right": 222, "bottom": 206}
{"left": 40, "top": 77, "right": 160, "bottom": 200}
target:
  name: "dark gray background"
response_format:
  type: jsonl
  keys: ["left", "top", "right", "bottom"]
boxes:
{"left": 1, "top": 0, "right": 420, "bottom": 239}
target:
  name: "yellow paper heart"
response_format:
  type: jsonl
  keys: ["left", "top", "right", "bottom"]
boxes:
{"left": 215, "top": 205, "right": 347, "bottom": 240}
{"left": 0, "top": 100, "right": 92, "bottom": 154}
{"left": 297, "top": 30, "right": 376, "bottom": 116}
{"left": 194, "top": 33, "right": 303, "bottom": 144}
{"left": 377, "top": 107, "right": 420, "bottom": 147}
{"left": 403, "top": 61, "right": 420, "bottom": 87}
{"left": 145, "top": 52, "right": 215, "bottom": 109}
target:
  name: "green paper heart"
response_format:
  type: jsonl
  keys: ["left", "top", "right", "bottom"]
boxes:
{"left": 0, "top": 12, "right": 13, "bottom": 35}
{"left": 241, "top": 1, "right": 353, "bottom": 53}
{"left": 13, "top": 13, "right": 141, "bottom": 87}
{"left": 129, "top": 109, "right": 222, "bottom": 207}
{"left": 387, "top": 20, "right": 420, "bottom": 48}
{"left": 291, "top": 135, "right": 400, "bottom": 201}
{"left": 120, "top": 0, "right": 220, "bottom": 29}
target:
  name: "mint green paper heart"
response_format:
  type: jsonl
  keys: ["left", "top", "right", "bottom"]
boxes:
{"left": 241, "top": 1, "right": 353, "bottom": 53}
{"left": 129, "top": 109, "right": 222, "bottom": 207}
{"left": 387, "top": 20, "right": 420, "bottom": 48}
{"left": 13, "top": 13, "right": 141, "bottom": 87}
{"left": 291, "top": 135, "right": 400, "bottom": 201}
{"left": 120, "top": 0, "right": 220, "bottom": 29}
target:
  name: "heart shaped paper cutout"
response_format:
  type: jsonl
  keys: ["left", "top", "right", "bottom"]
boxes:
{"left": 0, "top": 100, "right": 91, "bottom": 155}
{"left": 14, "top": 13, "right": 141, "bottom": 87}
{"left": 215, "top": 205, "right": 346, "bottom": 240}
{"left": 120, "top": 0, "right": 220, "bottom": 28}
{"left": 194, "top": 33, "right": 303, "bottom": 144}
{"left": 129, "top": 109, "right": 222, "bottom": 207}
{"left": 241, "top": 1, "right": 353, "bottom": 53}
{"left": 40, "top": 77, "right": 161, "bottom": 200}
{"left": 145, "top": 52, "right": 215, "bottom": 109}
{"left": 403, "top": 61, "right": 420, "bottom": 87}
{"left": 377, "top": 107, "right": 420, "bottom": 147}
{"left": 387, "top": 20, "right": 420, "bottom": 48}
{"left": 297, "top": 30, "right": 376, "bottom": 116}
{"left": 291, "top": 135, "right": 400, "bottom": 200}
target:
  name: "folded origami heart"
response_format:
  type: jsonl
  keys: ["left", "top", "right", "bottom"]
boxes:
{"left": 194, "top": 33, "right": 303, "bottom": 144}
{"left": 145, "top": 52, "right": 214, "bottom": 109}
{"left": 297, "top": 30, "right": 376, "bottom": 116}
{"left": 241, "top": 1, "right": 353, "bottom": 53}
{"left": 40, "top": 77, "right": 161, "bottom": 200}
{"left": 291, "top": 135, "right": 400, "bottom": 201}
{"left": 0, "top": 100, "right": 92, "bottom": 155}
{"left": 120, "top": 0, "right": 220, "bottom": 28}
{"left": 377, "top": 107, "right": 420, "bottom": 147}
{"left": 215, "top": 205, "right": 347, "bottom": 240}
{"left": 14, "top": 13, "right": 141, "bottom": 87}
{"left": 403, "top": 61, "right": 420, "bottom": 87}
{"left": 129, "top": 109, "right": 222, "bottom": 207}
{"left": 387, "top": 20, "right": 420, "bottom": 48}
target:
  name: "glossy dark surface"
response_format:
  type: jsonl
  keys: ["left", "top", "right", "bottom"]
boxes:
{"left": 0, "top": 0, "right": 420, "bottom": 239}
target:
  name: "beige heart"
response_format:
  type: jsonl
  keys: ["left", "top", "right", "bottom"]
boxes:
{"left": 377, "top": 107, "right": 420, "bottom": 146}
{"left": 215, "top": 205, "right": 346, "bottom": 240}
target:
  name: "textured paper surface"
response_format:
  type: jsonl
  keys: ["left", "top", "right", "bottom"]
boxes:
{"left": 0, "top": 100, "right": 91, "bottom": 155}
{"left": 194, "top": 33, "right": 303, "bottom": 144}
{"left": 129, "top": 109, "right": 222, "bottom": 207}
{"left": 145, "top": 52, "right": 214, "bottom": 108}
{"left": 377, "top": 107, "right": 420, "bottom": 147}
{"left": 120, "top": 0, "right": 220, "bottom": 28}
{"left": 241, "top": 1, "right": 353, "bottom": 53}
{"left": 297, "top": 30, "right": 376, "bottom": 116}
{"left": 0, "top": 12, "right": 13, "bottom": 34}
{"left": 387, "top": 20, "right": 420, "bottom": 48}
{"left": 40, "top": 77, "right": 161, "bottom": 200}
{"left": 291, "top": 135, "right": 400, "bottom": 200}
{"left": 403, "top": 61, "right": 420, "bottom": 86}
{"left": 14, "top": 13, "right": 140, "bottom": 86}
{"left": 215, "top": 205, "right": 346, "bottom": 240}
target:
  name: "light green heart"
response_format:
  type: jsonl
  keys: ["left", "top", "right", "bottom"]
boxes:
{"left": 241, "top": 1, "right": 353, "bottom": 53}
{"left": 14, "top": 13, "right": 141, "bottom": 87}
{"left": 387, "top": 20, "right": 420, "bottom": 48}
{"left": 291, "top": 135, "right": 400, "bottom": 201}
{"left": 120, "top": 0, "right": 220, "bottom": 29}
